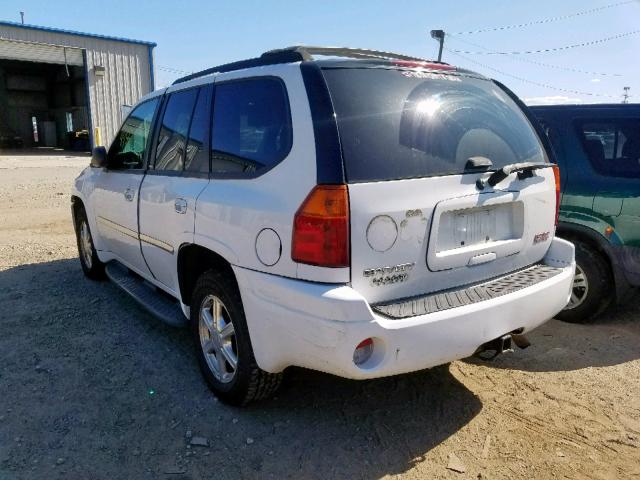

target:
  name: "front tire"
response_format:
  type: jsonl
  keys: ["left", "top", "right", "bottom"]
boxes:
{"left": 74, "top": 206, "right": 105, "bottom": 280}
{"left": 556, "top": 240, "right": 613, "bottom": 323}
{"left": 191, "top": 270, "right": 282, "bottom": 406}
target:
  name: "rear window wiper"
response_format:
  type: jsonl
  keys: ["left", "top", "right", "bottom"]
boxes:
{"left": 476, "top": 162, "right": 550, "bottom": 190}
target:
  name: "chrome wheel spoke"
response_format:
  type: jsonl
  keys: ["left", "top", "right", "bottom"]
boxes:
{"left": 202, "top": 338, "right": 218, "bottom": 355}
{"left": 216, "top": 350, "right": 228, "bottom": 376}
{"left": 201, "top": 307, "right": 215, "bottom": 332}
{"left": 213, "top": 298, "right": 223, "bottom": 329}
{"left": 221, "top": 344, "right": 237, "bottom": 370}
{"left": 565, "top": 265, "right": 589, "bottom": 310}
{"left": 219, "top": 322, "right": 234, "bottom": 340}
{"left": 573, "top": 273, "right": 587, "bottom": 288}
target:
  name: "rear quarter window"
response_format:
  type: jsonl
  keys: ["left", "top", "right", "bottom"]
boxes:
{"left": 322, "top": 68, "right": 546, "bottom": 183}
{"left": 211, "top": 77, "right": 292, "bottom": 177}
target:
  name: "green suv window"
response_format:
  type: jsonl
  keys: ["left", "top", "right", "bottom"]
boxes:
{"left": 579, "top": 120, "right": 640, "bottom": 177}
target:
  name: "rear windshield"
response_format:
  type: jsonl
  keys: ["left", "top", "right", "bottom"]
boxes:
{"left": 322, "top": 68, "right": 546, "bottom": 182}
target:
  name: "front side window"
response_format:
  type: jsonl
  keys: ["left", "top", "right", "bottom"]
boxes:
{"left": 155, "top": 89, "right": 199, "bottom": 171}
{"left": 108, "top": 98, "right": 159, "bottom": 170}
{"left": 579, "top": 120, "right": 640, "bottom": 177}
{"left": 211, "top": 78, "right": 292, "bottom": 176}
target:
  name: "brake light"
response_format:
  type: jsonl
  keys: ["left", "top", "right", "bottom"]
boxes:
{"left": 291, "top": 185, "right": 350, "bottom": 268}
{"left": 392, "top": 60, "right": 455, "bottom": 71}
{"left": 552, "top": 164, "right": 561, "bottom": 226}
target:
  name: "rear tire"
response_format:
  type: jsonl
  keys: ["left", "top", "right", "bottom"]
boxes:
{"left": 556, "top": 240, "right": 612, "bottom": 323}
{"left": 191, "top": 270, "right": 282, "bottom": 406}
{"left": 74, "top": 206, "right": 105, "bottom": 280}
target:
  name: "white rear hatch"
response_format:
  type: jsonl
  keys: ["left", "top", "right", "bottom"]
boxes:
{"left": 322, "top": 66, "right": 556, "bottom": 304}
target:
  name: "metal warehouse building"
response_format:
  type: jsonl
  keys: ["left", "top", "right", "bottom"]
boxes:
{"left": 0, "top": 20, "right": 155, "bottom": 152}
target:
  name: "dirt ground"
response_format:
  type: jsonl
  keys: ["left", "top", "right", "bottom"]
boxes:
{"left": 1, "top": 152, "right": 639, "bottom": 480}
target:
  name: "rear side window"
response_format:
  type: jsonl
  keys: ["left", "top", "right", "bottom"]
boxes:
{"left": 108, "top": 98, "right": 159, "bottom": 170}
{"left": 322, "top": 68, "right": 546, "bottom": 182}
{"left": 185, "top": 86, "right": 213, "bottom": 173}
{"left": 579, "top": 120, "right": 640, "bottom": 178}
{"left": 155, "top": 88, "right": 199, "bottom": 171}
{"left": 211, "top": 78, "right": 292, "bottom": 176}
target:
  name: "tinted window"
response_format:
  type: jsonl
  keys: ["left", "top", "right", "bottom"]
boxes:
{"left": 211, "top": 78, "right": 292, "bottom": 175}
{"left": 322, "top": 68, "right": 546, "bottom": 182}
{"left": 108, "top": 98, "right": 159, "bottom": 170}
{"left": 580, "top": 120, "right": 640, "bottom": 177}
{"left": 155, "top": 89, "right": 198, "bottom": 171}
{"left": 185, "top": 86, "right": 212, "bottom": 173}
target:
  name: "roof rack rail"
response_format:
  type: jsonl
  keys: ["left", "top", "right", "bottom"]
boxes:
{"left": 263, "top": 46, "right": 437, "bottom": 63}
{"left": 172, "top": 50, "right": 304, "bottom": 84}
{"left": 172, "top": 45, "right": 446, "bottom": 84}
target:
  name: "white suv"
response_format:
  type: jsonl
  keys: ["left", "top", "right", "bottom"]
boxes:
{"left": 71, "top": 47, "right": 575, "bottom": 405}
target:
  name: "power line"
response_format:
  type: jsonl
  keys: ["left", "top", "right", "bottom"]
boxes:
{"left": 452, "top": 1, "right": 635, "bottom": 35}
{"left": 448, "top": 34, "right": 623, "bottom": 76}
{"left": 450, "top": 29, "right": 640, "bottom": 55}
{"left": 446, "top": 48, "right": 623, "bottom": 99}
{"left": 157, "top": 65, "right": 192, "bottom": 75}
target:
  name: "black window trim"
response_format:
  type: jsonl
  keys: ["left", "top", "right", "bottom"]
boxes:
{"left": 573, "top": 117, "right": 640, "bottom": 178}
{"left": 535, "top": 118, "right": 564, "bottom": 163}
{"left": 106, "top": 96, "right": 162, "bottom": 174}
{"left": 301, "top": 62, "right": 345, "bottom": 184}
{"left": 209, "top": 75, "right": 294, "bottom": 180}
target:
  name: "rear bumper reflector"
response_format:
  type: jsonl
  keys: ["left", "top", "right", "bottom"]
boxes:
{"left": 372, "top": 263, "right": 563, "bottom": 319}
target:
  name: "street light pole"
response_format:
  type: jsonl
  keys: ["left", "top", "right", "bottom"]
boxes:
{"left": 430, "top": 30, "right": 445, "bottom": 62}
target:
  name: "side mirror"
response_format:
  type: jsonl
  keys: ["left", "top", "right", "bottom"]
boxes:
{"left": 90, "top": 146, "right": 108, "bottom": 168}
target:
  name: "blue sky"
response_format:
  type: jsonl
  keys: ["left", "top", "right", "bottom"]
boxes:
{"left": 1, "top": 0, "right": 639, "bottom": 104}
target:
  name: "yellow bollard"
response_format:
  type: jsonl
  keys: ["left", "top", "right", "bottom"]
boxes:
{"left": 94, "top": 127, "right": 102, "bottom": 147}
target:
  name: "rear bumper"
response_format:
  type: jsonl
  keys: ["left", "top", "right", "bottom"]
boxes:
{"left": 235, "top": 238, "right": 575, "bottom": 380}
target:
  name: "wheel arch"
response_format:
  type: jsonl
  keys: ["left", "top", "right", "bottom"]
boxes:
{"left": 556, "top": 221, "right": 630, "bottom": 301}
{"left": 70, "top": 194, "right": 84, "bottom": 224}
{"left": 177, "top": 244, "right": 238, "bottom": 306}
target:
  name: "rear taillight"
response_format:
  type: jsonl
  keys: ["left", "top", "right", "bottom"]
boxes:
{"left": 392, "top": 60, "right": 455, "bottom": 71}
{"left": 552, "top": 164, "right": 561, "bottom": 226}
{"left": 291, "top": 185, "right": 350, "bottom": 268}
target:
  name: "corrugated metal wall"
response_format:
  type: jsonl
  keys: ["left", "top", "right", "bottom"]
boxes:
{"left": 0, "top": 24, "right": 153, "bottom": 147}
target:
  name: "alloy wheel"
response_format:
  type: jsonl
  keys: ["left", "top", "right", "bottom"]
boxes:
{"left": 565, "top": 264, "right": 589, "bottom": 310}
{"left": 79, "top": 221, "right": 93, "bottom": 269}
{"left": 198, "top": 294, "right": 238, "bottom": 383}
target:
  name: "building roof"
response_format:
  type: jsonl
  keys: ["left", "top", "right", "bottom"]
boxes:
{"left": 0, "top": 20, "right": 156, "bottom": 47}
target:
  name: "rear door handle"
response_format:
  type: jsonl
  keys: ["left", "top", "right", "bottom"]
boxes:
{"left": 124, "top": 188, "right": 135, "bottom": 202}
{"left": 175, "top": 198, "right": 188, "bottom": 214}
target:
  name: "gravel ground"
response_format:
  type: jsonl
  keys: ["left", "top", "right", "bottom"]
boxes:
{"left": 1, "top": 152, "right": 639, "bottom": 480}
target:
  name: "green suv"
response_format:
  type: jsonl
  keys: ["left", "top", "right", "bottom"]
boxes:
{"left": 532, "top": 104, "right": 640, "bottom": 322}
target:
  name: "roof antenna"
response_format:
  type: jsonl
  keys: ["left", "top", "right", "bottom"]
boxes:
{"left": 20, "top": 11, "right": 25, "bottom": 24}
{"left": 430, "top": 30, "right": 445, "bottom": 62}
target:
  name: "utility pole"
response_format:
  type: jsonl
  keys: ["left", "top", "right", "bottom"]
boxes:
{"left": 622, "top": 86, "right": 630, "bottom": 104}
{"left": 430, "top": 30, "right": 445, "bottom": 62}
{"left": 20, "top": 11, "right": 24, "bottom": 24}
